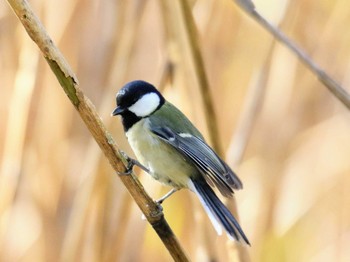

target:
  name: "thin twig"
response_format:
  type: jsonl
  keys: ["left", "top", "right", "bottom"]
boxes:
{"left": 160, "top": 0, "right": 223, "bottom": 155}
{"left": 227, "top": 41, "right": 275, "bottom": 167}
{"left": 178, "top": 0, "right": 223, "bottom": 156}
{"left": 233, "top": 0, "right": 350, "bottom": 110}
{"left": 225, "top": 42, "right": 278, "bottom": 262}
{"left": 159, "top": 1, "right": 249, "bottom": 261}
{"left": 6, "top": 0, "right": 189, "bottom": 261}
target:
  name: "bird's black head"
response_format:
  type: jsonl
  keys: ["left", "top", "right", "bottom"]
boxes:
{"left": 111, "top": 80, "right": 165, "bottom": 131}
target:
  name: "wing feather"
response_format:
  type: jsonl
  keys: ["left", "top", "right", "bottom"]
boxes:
{"left": 151, "top": 127, "right": 242, "bottom": 197}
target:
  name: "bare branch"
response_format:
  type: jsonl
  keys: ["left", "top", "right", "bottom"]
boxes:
{"left": 233, "top": 0, "right": 350, "bottom": 110}
{"left": 6, "top": 0, "right": 189, "bottom": 261}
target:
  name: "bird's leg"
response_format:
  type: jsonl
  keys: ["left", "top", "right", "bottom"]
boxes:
{"left": 129, "top": 158, "right": 150, "bottom": 173}
{"left": 117, "top": 152, "right": 150, "bottom": 176}
{"left": 156, "top": 188, "right": 178, "bottom": 205}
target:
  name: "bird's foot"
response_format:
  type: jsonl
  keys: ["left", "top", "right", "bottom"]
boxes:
{"left": 117, "top": 153, "right": 150, "bottom": 176}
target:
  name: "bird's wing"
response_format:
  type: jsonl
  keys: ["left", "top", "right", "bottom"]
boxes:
{"left": 150, "top": 126, "right": 242, "bottom": 197}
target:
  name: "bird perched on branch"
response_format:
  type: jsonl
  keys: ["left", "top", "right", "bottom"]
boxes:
{"left": 112, "top": 80, "right": 249, "bottom": 245}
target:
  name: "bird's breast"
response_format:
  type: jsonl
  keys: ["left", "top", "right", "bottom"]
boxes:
{"left": 125, "top": 119, "right": 197, "bottom": 188}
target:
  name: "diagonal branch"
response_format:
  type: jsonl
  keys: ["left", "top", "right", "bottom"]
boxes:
{"left": 5, "top": 0, "right": 189, "bottom": 261}
{"left": 234, "top": 0, "right": 350, "bottom": 110}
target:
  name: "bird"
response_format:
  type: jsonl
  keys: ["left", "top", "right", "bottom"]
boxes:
{"left": 111, "top": 80, "right": 250, "bottom": 244}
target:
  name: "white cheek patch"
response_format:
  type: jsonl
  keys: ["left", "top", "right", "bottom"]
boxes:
{"left": 128, "top": 93, "right": 160, "bottom": 117}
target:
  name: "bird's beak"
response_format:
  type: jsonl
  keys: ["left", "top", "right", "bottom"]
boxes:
{"left": 111, "top": 106, "right": 124, "bottom": 116}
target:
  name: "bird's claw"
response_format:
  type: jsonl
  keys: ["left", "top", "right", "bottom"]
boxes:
{"left": 155, "top": 202, "right": 164, "bottom": 212}
{"left": 116, "top": 158, "right": 134, "bottom": 176}
{"left": 116, "top": 152, "right": 150, "bottom": 176}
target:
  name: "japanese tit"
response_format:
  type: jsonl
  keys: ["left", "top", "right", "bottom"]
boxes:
{"left": 112, "top": 80, "right": 249, "bottom": 245}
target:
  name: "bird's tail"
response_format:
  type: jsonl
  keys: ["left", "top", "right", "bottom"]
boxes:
{"left": 189, "top": 179, "right": 250, "bottom": 245}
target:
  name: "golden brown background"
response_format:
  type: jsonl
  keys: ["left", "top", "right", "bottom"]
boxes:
{"left": 1, "top": 0, "right": 350, "bottom": 261}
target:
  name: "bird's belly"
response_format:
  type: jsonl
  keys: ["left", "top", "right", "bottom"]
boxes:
{"left": 126, "top": 121, "right": 196, "bottom": 188}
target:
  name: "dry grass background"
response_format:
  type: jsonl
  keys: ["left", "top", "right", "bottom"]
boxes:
{"left": 1, "top": 0, "right": 350, "bottom": 261}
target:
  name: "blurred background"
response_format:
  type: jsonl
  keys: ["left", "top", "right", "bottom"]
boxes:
{"left": 1, "top": 0, "right": 350, "bottom": 261}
